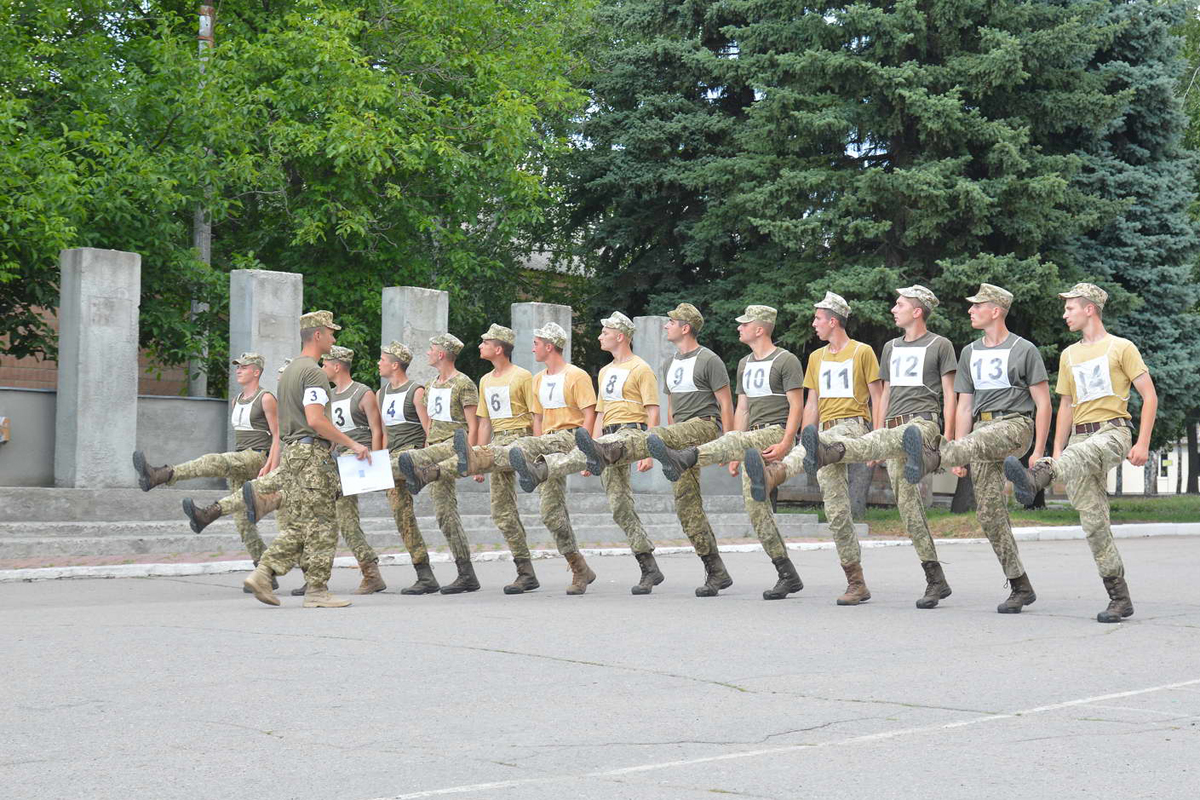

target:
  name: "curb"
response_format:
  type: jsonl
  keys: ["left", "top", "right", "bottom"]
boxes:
{"left": 1, "top": 523, "right": 1196, "bottom": 583}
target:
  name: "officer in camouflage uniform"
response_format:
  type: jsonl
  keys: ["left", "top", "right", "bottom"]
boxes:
{"left": 243, "top": 310, "right": 372, "bottom": 608}
{"left": 649, "top": 305, "right": 807, "bottom": 601}
{"left": 377, "top": 340, "right": 438, "bottom": 595}
{"left": 510, "top": 312, "right": 667, "bottom": 595}
{"left": 1005, "top": 283, "right": 1157, "bottom": 623}
{"left": 905, "top": 284, "right": 1052, "bottom": 614}
{"left": 455, "top": 322, "right": 601, "bottom": 594}
{"left": 135, "top": 353, "right": 280, "bottom": 568}
{"left": 394, "top": 333, "right": 481, "bottom": 594}
{"left": 755, "top": 286, "right": 956, "bottom": 608}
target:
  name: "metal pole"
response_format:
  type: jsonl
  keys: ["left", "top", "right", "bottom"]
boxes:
{"left": 188, "top": 4, "right": 215, "bottom": 397}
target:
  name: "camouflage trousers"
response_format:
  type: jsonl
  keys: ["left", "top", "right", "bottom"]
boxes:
{"left": 784, "top": 417, "right": 870, "bottom": 565}
{"left": 171, "top": 448, "right": 268, "bottom": 563}
{"left": 387, "top": 442, "right": 429, "bottom": 565}
{"left": 833, "top": 418, "right": 942, "bottom": 563}
{"left": 502, "top": 429, "right": 581, "bottom": 555}
{"left": 259, "top": 443, "right": 340, "bottom": 587}
{"left": 427, "top": 435, "right": 472, "bottom": 562}
{"left": 1043, "top": 422, "right": 1131, "bottom": 578}
{"left": 484, "top": 428, "right": 534, "bottom": 560}
{"left": 699, "top": 425, "right": 790, "bottom": 560}
{"left": 942, "top": 415, "right": 1034, "bottom": 579}
{"left": 334, "top": 493, "right": 379, "bottom": 566}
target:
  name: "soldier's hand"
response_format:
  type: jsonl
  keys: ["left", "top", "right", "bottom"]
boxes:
{"left": 1127, "top": 441, "right": 1150, "bottom": 467}
{"left": 473, "top": 474, "right": 485, "bottom": 483}
{"left": 636, "top": 457, "right": 653, "bottom": 472}
{"left": 352, "top": 442, "right": 372, "bottom": 463}
{"left": 761, "top": 442, "right": 790, "bottom": 462}
{"left": 952, "top": 465, "right": 968, "bottom": 478}
{"left": 728, "top": 460, "right": 740, "bottom": 477}
{"left": 580, "top": 469, "right": 592, "bottom": 478}
{"left": 866, "top": 460, "right": 879, "bottom": 469}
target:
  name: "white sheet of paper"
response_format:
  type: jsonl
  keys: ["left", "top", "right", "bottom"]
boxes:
{"left": 336, "top": 449, "right": 394, "bottom": 496}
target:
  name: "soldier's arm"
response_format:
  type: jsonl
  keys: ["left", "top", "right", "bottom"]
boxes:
{"left": 1128, "top": 373, "right": 1157, "bottom": 466}
{"left": 305, "top": 404, "right": 369, "bottom": 461}
{"left": 866, "top": 379, "right": 883, "bottom": 429}
{"left": 376, "top": 388, "right": 389, "bottom": 451}
{"left": 874, "top": 383, "right": 891, "bottom": 431}
{"left": 260, "top": 392, "right": 281, "bottom": 476}
{"left": 728, "top": 394, "right": 749, "bottom": 477}
{"left": 1052, "top": 395, "right": 1074, "bottom": 459}
{"left": 581, "top": 405, "right": 598, "bottom": 433}
{"left": 413, "top": 387, "right": 431, "bottom": 435}
{"left": 464, "top": 404, "right": 480, "bottom": 447}
{"left": 361, "top": 389, "right": 384, "bottom": 452}
{"left": 531, "top": 412, "right": 544, "bottom": 437}
{"left": 665, "top": 394, "right": 674, "bottom": 427}
{"left": 715, "top": 385, "right": 735, "bottom": 434}
{"left": 940, "top": 373, "right": 956, "bottom": 440}
{"left": 1029, "top": 381, "right": 1052, "bottom": 462}
{"left": 645, "top": 404, "right": 660, "bottom": 428}
{"left": 763, "top": 388, "right": 804, "bottom": 462}
{"left": 954, "top": 393, "right": 974, "bottom": 440}
{"left": 801, "top": 388, "right": 819, "bottom": 429}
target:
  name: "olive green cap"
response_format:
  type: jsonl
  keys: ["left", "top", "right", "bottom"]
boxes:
{"left": 896, "top": 285, "right": 939, "bottom": 309}
{"left": 481, "top": 323, "right": 516, "bottom": 345}
{"left": 814, "top": 291, "right": 851, "bottom": 318}
{"left": 299, "top": 309, "right": 341, "bottom": 330}
{"left": 429, "top": 333, "right": 464, "bottom": 357}
{"left": 1058, "top": 282, "right": 1108, "bottom": 310}
{"left": 533, "top": 322, "right": 567, "bottom": 349}
{"left": 231, "top": 352, "right": 265, "bottom": 368}
{"left": 600, "top": 311, "right": 635, "bottom": 337}
{"left": 381, "top": 341, "right": 412, "bottom": 363}
{"left": 735, "top": 305, "right": 777, "bottom": 325}
{"left": 965, "top": 283, "right": 1014, "bottom": 310}
{"left": 667, "top": 302, "right": 704, "bottom": 332}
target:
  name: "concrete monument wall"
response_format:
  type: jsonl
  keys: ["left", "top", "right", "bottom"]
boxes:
{"left": 382, "top": 286, "right": 448, "bottom": 387}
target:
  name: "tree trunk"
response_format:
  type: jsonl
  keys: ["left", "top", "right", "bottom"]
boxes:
{"left": 1187, "top": 417, "right": 1198, "bottom": 494}
{"left": 951, "top": 474, "right": 976, "bottom": 513}
{"left": 1144, "top": 450, "right": 1159, "bottom": 497}
{"left": 1176, "top": 439, "right": 1184, "bottom": 495}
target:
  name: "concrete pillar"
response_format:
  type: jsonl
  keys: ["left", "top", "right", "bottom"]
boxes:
{"left": 630, "top": 315, "right": 672, "bottom": 493}
{"left": 382, "top": 286, "right": 449, "bottom": 387}
{"left": 54, "top": 248, "right": 141, "bottom": 488}
{"left": 228, "top": 270, "right": 303, "bottom": 398}
{"left": 511, "top": 302, "right": 572, "bottom": 373}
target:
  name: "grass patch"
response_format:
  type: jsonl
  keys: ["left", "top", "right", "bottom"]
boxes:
{"left": 779, "top": 494, "right": 1200, "bottom": 537}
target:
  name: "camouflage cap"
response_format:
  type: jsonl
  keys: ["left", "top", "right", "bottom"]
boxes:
{"left": 299, "top": 309, "right": 341, "bottom": 330}
{"left": 381, "top": 341, "right": 412, "bottom": 363}
{"left": 231, "top": 352, "right": 265, "bottom": 368}
{"left": 896, "top": 285, "right": 939, "bottom": 309}
{"left": 429, "top": 333, "right": 464, "bottom": 357}
{"left": 965, "top": 283, "right": 1014, "bottom": 310}
{"left": 1058, "top": 282, "right": 1108, "bottom": 310}
{"left": 600, "top": 311, "right": 635, "bottom": 337}
{"left": 735, "top": 305, "right": 777, "bottom": 325}
{"left": 481, "top": 323, "right": 516, "bottom": 345}
{"left": 814, "top": 291, "right": 851, "bottom": 318}
{"left": 277, "top": 358, "right": 292, "bottom": 375}
{"left": 324, "top": 345, "right": 354, "bottom": 365}
{"left": 667, "top": 302, "right": 704, "bottom": 332}
{"left": 533, "top": 321, "right": 567, "bottom": 349}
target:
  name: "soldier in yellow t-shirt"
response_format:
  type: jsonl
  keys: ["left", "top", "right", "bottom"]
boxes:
{"left": 1005, "top": 283, "right": 1157, "bottom": 623}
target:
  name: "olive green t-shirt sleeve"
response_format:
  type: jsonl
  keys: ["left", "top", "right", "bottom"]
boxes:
{"left": 702, "top": 350, "right": 730, "bottom": 391}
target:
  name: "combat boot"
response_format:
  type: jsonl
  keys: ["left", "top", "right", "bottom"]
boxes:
{"left": 916, "top": 561, "right": 951, "bottom": 609}
{"left": 837, "top": 562, "right": 872, "bottom": 605}
{"left": 575, "top": 427, "right": 626, "bottom": 475}
{"left": 1097, "top": 575, "right": 1134, "bottom": 623}
{"left": 400, "top": 561, "right": 440, "bottom": 595}
{"left": 646, "top": 434, "right": 698, "bottom": 482}
{"left": 744, "top": 449, "right": 789, "bottom": 503}
{"left": 440, "top": 558, "right": 481, "bottom": 594}
{"left": 397, "top": 452, "right": 440, "bottom": 496}
{"left": 508, "top": 447, "right": 548, "bottom": 493}
{"left": 353, "top": 561, "right": 387, "bottom": 595}
{"left": 242, "top": 482, "right": 281, "bottom": 525}
{"left": 243, "top": 563, "right": 280, "bottom": 606}
{"left": 762, "top": 556, "right": 804, "bottom": 600}
{"left": 565, "top": 552, "right": 597, "bottom": 595}
{"left": 902, "top": 426, "right": 941, "bottom": 484}
{"left": 800, "top": 425, "right": 845, "bottom": 479}
{"left": 290, "top": 582, "right": 308, "bottom": 597}
{"left": 454, "top": 428, "right": 494, "bottom": 476}
{"left": 695, "top": 552, "right": 733, "bottom": 597}
{"left": 242, "top": 560, "right": 279, "bottom": 594}
{"left": 1005, "top": 456, "right": 1054, "bottom": 507}
{"left": 631, "top": 552, "right": 665, "bottom": 595}
{"left": 997, "top": 572, "right": 1037, "bottom": 613}
{"left": 302, "top": 585, "right": 352, "bottom": 608}
{"left": 132, "top": 451, "right": 173, "bottom": 492}
{"left": 182, "top": 498, "right": 222, "bottom": 534}
{"left": 504, "top": 558, "right": 541, "bottom": 594}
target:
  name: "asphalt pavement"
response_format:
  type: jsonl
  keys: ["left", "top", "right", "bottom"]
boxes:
{"left": 3, "top": 537, "right": 1199, "bottom": 799}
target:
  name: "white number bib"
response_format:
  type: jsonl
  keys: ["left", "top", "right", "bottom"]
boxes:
{"left": 302, "top": 386, "right": 329, "bottom": 407}
{"left": 819, "top": 359, "right": 855, "bottom": 398}
{"left": 1071, "top": 354, "right": 1115, "bottom": 403}
{"left": 231, "top": 402, "right": 254, "bottom": 431}
{"left": 742, "top": 361, "right": 776, "bottom": 398}
{"left": 382, "top": 390, "right": 409, "bottom": 425}
{"left": 486, "top": 386, "right": 514, "bottom": 419}
{"left": 970, "top": 349, "right": 1012, "bottom": 390}
{"left": 601, "top": 368, "right": 630, "bottom": 402}
{"left": 539, "top": 376, "right": 567, "bottom": 409}
{"left": 667, "top": 358, "right": 699, "bottom": 394}
{"left": 331, "top": 399, "right": 356, "bottom": 432}
{"left": 889, "top": 347, "right": 927, "bottom": 388}
{"left": 428, "top": 387, "right": 453, "bottom": 422}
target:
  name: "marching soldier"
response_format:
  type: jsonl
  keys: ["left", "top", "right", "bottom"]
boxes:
{"left": 904, "top": 284, "right": 1051, "bottom": 614}
{"left": 1005, "top": 283, "right": 1156, "bottom": 623}
{"left": 648, "top": 305, "right": 806, "bottom": 600}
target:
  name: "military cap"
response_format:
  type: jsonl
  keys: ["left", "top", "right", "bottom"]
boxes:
{"left": 533, "top": 322, "right": 567, "bottom": 349}
{"left": 735, "top": 305, "right": 777, "bottom": 325}
{"left": 814, "top": 291, "right": 851, "bottom": 318}
{"left": 299, "top": 309, "right": 341, "bottom": 330}
{"left": 277, "top": 358, "right": 292, "bottom": 375}
{"left": 600, "top": 311, "right": 635, "bottom": 337}
{"left": 324, "top": 345, "right": 354, "bottom": 365}
{"left": 231, "top": 352, "right": 265, "bottom": 368}
{"left": 1058, "top": 282, "right": 1108, "bottom": 310}
{"left": 965, "top": 283, "right": 1014, "bottom": 310}
{"left": 667, "top": 302, "right": 704, "bottom": 332}
{"left": 896, "top": 285, "right": 939, "bottom": 309}
{"left": 429, "top": 333, "right": 464, "bottom": 357}
{"left": 381, "top": 341, "right": 412, "bottom": 363}
{"left": 481, "top": 323, "right": 516, "bottom": 345}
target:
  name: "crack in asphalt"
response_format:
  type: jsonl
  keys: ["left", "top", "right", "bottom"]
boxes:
{"left": 512, "top": 718, "right": 877, "bottom": 753}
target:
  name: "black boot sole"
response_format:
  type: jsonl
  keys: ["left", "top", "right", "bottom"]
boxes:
{"left": 508, "top": 448, "right": 543, "bottom": 493}
{"left": 575, "top": 427, "right": 608, "bottom": 476}
{"left": 647, "top": 434, "right": 691, "bottom": 482}
{"left": 453, "top": 428, "right": 471, "bottom": 476}
{"left": 132, "top": 451, "right": 151, "bottom": 492}
{"left": 400, "top": 585, "right": 440, "bottom": 595}
{"left": 902, "top": 426, "right": 926, "bottom": 484}
{"left": 1004, "top": 456, "right": 1037, "bottom": 506}
{"left": 242, "top": 481, "right": 259, "bottom": 525}
{"left": 801, "top": 425, "right": 820, "bottom": 479}
{"left": 396, "top": 453, "right": 426, "bottom": 497}
{"left": 744, "top": 449, "right": 769, "bottom": 503}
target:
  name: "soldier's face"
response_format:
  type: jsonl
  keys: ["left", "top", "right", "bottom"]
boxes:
{"left": 892, "top": 296, "right": 917, "bottom": 328}
{"left": 318, "top": 327, "right": 336, "bottom": 354}
{"left": 968, "top": 303, "right": 995, "bottom": 329}
{"left": 479, "top": 340, "right": 501, "bottom": 360}
{"left": 736, "top": 322, "right": 755, "bottom": 344}
{"left": 664, "top": 318, "right": 683, "bottom": 343}
{"left": 812, "top": 311, "right": 835, "bottom": 341}
{"left": 322, "top": 361, "right": 337, "bottom": 380}
{"left": 598, "top": 327, "right": 619, "bottom": 352}
{"left": 532, "top": 337, "right": 553, "bottom": 363}
{"left": 378, "top": 355, "right": 390, "bottom": 376}
{"left": 234, "top": 364, "right": 253, "bottom": 385}
{"left": 426, "top": 346, "right": 438, "bottom": 366}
